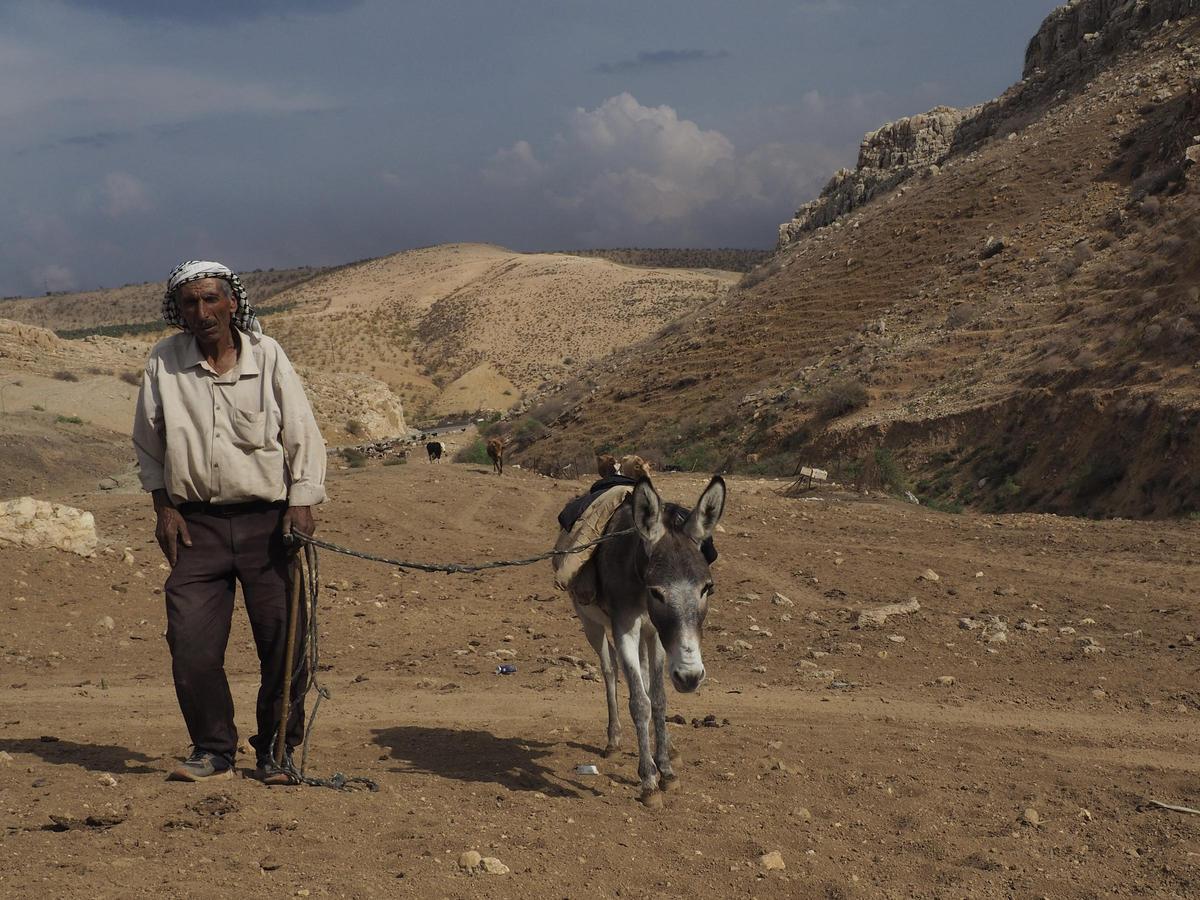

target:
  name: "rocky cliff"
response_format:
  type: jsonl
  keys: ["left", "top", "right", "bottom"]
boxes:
{"left": 778, "top": 0, "right": 1200, "bottom": 247}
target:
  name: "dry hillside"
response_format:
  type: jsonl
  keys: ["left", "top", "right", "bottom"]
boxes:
{"left": 0, "top": 319, "right": 406, "bottom": 453}
{"left": 257, "top": 244, "right": 738, "bottom": 420}
{"left": 2, "top": 245, "right": 738, "bottom": 426}
{"left": 519, "top": 1, "right": 1200, "bottom": 520}
{"left": 0, "top": 267, "right": 326, "bottom": 337}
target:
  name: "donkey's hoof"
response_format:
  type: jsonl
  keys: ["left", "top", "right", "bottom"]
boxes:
{"left": 640, "top": 790, "right": 664, "bottom": 809}
{"left": 659, "top": 770, "right": 677, "bottom": 790}
{"left": 602, "top": 744, "right": 620, "bottom": 759}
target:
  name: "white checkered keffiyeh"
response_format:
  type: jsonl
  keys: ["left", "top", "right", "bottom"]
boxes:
{"left": 163, "top": 260, "right": 262, "bottom": 334}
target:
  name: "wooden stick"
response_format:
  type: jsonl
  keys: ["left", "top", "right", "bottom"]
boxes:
{"left": 274, "top": 552, "right": 303, "bottom": 767}
{"left": 1147, "top": 800, "right": 1200, "bottom": 816}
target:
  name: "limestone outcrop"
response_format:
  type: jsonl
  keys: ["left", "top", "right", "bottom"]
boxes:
{"left": 778, "top": 106, "right": 975, "bottom": 246}
{"left": 0, "top": 497, "right": 98, "bottom": 557}
{"left": 302, "top": 370, "right": 407, "bottom": 442}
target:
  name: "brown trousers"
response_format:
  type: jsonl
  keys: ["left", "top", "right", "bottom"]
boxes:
{"left": 164, "top": 504, "right": 306, "bottom": 762}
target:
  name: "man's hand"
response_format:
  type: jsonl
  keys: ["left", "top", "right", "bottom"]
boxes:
{"left": 282, "top": 505, "right": 316, "bottom": 549}
{"left": 152, "top": 490, "right": 191, "bottom": 567}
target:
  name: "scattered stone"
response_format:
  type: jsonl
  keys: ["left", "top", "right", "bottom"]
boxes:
{"left": 97, "top": 773, "right": 118, "bottom": 787}
{"left": 121, "top": 549, "right": 135, "bottom": 565}
{"left": 98, "top": 477, "right": 119, "bottom": 491}
{"left": 857, "top": 598, "right": 920, "bottom": 628}
{"left": 759, "top": 850, "right": 786, "bottom": 872}
{"left": 980, "top": 236, "right": 1007, "bottom": 260}
{"left": 480, "top": 857, "right": 510, "bottom": 875}
{"left": 1058, "top": 626, "right": 1076, "bottom": 635}
{"left": 935, "top": 676, "right": 957, "bottom": 687}
{"left": 1091, "top": 689, "right": 1107, "bottom": 700}
{"left": 1021, "top": 808, "right": 1041, "bottom": 827}
{"left": 97, "top": 616, "right": 115, "bottom": 631}
{"left": 919, "top": 569, "right": 940, "bottom": 582}
{"left": 771, "top": 592, "right": 794, "bottom": 608}
{"left": 458, "top": 851, "right": 482, "bottom": 871}
{"left": 0, "top": 750, "right": 13, "bottom": 765}
{"left": 260, "top": 856, "right": 282, "bottom": 872}
{"left": 887, "top": 634, "right": 906, "bottom": 644}
{"left": 796, "top": 807, "right": 812, "bottom": 822}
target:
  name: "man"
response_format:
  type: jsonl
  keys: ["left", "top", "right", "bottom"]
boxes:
{"left": 132, "top": 260, "right": 326, "bottom": 784}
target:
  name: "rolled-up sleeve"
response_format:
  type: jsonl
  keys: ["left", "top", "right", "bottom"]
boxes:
{"left": 132, "top": 360, "right": 167, "bottom": 492}
{"left": 272, "top": 350, "right": 327, "bottom": 506}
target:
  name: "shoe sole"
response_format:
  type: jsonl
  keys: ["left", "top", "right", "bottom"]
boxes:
{"left": 167, "top": 766, "right": 235, "bottom": 783}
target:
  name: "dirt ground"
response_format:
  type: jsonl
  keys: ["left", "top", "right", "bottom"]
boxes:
{"left": 2, "top": 459, "right": 1200, "bottom": 899}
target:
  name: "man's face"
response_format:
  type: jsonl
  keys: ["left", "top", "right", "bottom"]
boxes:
{"left": 175, "top": 278, "right": 236, "bottom": 345}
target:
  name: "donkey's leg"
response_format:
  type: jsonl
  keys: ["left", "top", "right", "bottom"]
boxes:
{"left": 644, "top": 625, "right": 675, "bottom": 787}
{"left": 613, "top": 611, "right": 660, "bottom": 806}
{"left": 578, "top": 610, "right": 621, "bottom": 756}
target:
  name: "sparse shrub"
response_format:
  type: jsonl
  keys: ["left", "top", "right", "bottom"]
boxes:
{"left": 874, "top": 448, "right": 907, "bottom": 492}
{"left": 925, "top": 497, "right": 964, "bottom": 514}
{"left": 455, "top": 439, "right": 492, "bottom": 465}
{"left": 119, "top": 370, "right": 141, "bottom": 386}
{"left": 56, "top": 415, "right": 83, "bottom": 425}
{"left": 86, "top": 366, "right": 112, "bottom": 376}
{"left": 345, "top": 418, "right": 366, "bottom": 437}
{"left": 342, "top": 448, "right": 368, "bottom": 468}
{"left": 817, "top": 379, "right": 869, "bottom": 419}
{"left": 32, "top": 404, "right": 44, "bottom": 412}
{"left": 52, "top": 370, "right": 79, "bottom": 382}
{"left": 946, "top": 303, "right": 979, "bottom": 329}
{"left": 516, "top": 417, "right": 548, "bottom": 441}
{"left": 383, "top": 456, "right": 407, "bottom": 466}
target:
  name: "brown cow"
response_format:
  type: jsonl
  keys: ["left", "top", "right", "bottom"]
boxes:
{"left": 486, "top": 437, "right": 505, "bottom": 475}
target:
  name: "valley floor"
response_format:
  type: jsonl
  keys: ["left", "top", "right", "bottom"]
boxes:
{"left": 2, "top": 462, "right": 1199, "bottom": 898}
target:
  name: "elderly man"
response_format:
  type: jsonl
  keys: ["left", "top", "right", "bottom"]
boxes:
{"left": 133, "top": 260, "right": 326, "bottom": 784}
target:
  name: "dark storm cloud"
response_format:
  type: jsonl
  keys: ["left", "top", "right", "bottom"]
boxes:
{"left": 60, "top": 0, "right": 361, "bottom": 24}
{"left": 596, "top": 49, "right": 731, "bottom": 74}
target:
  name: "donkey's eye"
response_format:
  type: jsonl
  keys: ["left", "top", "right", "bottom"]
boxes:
{"left": 648, "top": 587, "right": 666, "bottom": 603}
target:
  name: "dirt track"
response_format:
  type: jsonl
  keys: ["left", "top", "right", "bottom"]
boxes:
{"left": 3, "top": 461, "right": 1200, "bottom": 898}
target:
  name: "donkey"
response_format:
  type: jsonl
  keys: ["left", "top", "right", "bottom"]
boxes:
{"left": 486, "top": 437, "right": 504, "bottom": 475}
{"left": 567, "top": 475, "right": 726, "bottom": 807}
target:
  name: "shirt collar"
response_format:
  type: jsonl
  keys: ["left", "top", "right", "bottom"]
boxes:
{"left": 181, "top": 328, "right": 261, "bottom": 379}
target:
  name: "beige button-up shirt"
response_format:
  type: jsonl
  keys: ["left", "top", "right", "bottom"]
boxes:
{"left": 132, "top": 329, "right": 327, "bottom": 507}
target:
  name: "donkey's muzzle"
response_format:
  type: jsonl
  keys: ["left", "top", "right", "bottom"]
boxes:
{"left": 670, "top": 667, "right": 705, "bottom": 693}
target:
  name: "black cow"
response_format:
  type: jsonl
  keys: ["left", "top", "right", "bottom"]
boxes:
{"left": 426, "top": 441, "right": 445, "bottom": 463}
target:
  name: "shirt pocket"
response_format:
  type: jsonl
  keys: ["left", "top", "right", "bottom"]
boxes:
{"left": 227, "top": 408, "right": 266, "bottom": 451}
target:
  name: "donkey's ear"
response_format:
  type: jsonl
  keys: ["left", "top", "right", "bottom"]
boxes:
{"left": 632, "top": 477, "right": 665, "bottom": 544}
{"left": 684, "top": 476, "right": 726, "bottom": 543}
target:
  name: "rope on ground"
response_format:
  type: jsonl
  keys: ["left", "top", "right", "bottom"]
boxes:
{"left": 268, "top": 525, "right": 636, "bottom": 790}
{"left": 288, "top": 526, "right": 637, "bottom": 574}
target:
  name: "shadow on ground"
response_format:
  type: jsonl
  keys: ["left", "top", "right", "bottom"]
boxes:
{"left": 372, "top": 725, "right": 599, "bottom": 797}
{"left": 0, "top": 737, "right": 160, "bottom": 774}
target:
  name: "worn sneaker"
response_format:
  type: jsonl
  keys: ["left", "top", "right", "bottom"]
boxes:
{"left": 167, "top": 749, "right": 234, "bottom": 782}
{"left": 255, "top": 751, "right": 300, "bottom": 786}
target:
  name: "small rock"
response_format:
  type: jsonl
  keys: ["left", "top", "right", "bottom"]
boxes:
{"left": 1091, "top": 688, "right": 1107, "bottom": 700}
{"left": 887, "top": 634, "right": 906, "bottom": 643}
{"left": 796, "top": 807, "right": 812, "bottom": 822}
{"left": 260, "top": 857, "right": 282, "bottom": 871}
{"left": 0, "top": 751, "right": 13, "bottom": 765}
{"left": 121, "top": 549, "right": 135, "bottom": 565}
{"left": 857, "top": 598, "right": 920, "bottom": 628}
{"left": 980, "top": 236, "right": 1007, "bottom": 260}
{"left": 97, "top": 773, "right": 118, "bottom": 787}
{"left": 759, "top": 850, "right": 785, "bottom": 871}
{"left": 480, "top": 857, "right": 510, "bottom": 875}
{"left": 935, "top": 676, "right": 956, "bottom": 687}
{"left": 97, "top": 616, "right": 115, "bottom": 631}
{"left": 919, "top": 569, "right": 940, "bottom": 582}
{"left": 458, "top": 850, "right": 482, "bottom": 871}
{"left": 771, "top": 592, "right": 793, "bottom": 608}
{"left": 1021, "top": 808, "right": 1041, "bottom": 827}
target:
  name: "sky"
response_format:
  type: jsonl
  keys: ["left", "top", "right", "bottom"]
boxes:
{"left": 0, "top": 0, "right": 1062, "bottom": 297}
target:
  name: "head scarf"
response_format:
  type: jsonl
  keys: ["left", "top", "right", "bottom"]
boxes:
{"left": 163, "top": 260, "right": 262, "bottom": 335}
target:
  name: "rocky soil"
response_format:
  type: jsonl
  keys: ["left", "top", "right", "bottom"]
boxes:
{"left": 2, "top": 460, "right": 1199, "bottom": 898}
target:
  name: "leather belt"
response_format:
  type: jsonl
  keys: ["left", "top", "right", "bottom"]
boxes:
{"left": 176, "top": 499, "right": 287, "bottom": 517}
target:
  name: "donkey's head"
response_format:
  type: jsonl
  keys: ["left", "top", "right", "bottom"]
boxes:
{"left": 631, "top": 475, "right": 726, "bottom": 693}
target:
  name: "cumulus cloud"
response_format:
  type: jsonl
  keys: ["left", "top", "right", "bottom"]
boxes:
{"left": 101, "top": 172, "right": 152, "bottom": 217}
{"left": 483, "top": 93, "right": 836, "bottom": 245}
{"left": 596, "top": 49, "right": 729, "bottom": 74}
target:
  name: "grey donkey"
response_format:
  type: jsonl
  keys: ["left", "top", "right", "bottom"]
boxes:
{"left": 568, "top": 476, "right": 726, "bottom": 807}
